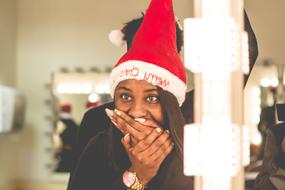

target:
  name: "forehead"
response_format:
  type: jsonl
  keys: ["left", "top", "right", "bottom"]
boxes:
{"left": 116, "top": 79, "right": 158, "bottom": 92}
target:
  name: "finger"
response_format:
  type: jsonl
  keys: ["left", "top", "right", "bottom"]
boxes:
{"left": 142, "top": 131, "right": 171, "bottom": 157}
{"left": 132, "top": 128, "right": 163, "bottom": 153}
{"left": 141, "top": 119, "right": 162, "bottom": 129}
{"left": 106, "top": 108, "right": 131, "bottom": 135}
{"left": 149, "top": 138, "right": 172, "bottom": 160}
{"left": 115, "top": 114, "right": 145, "bottom": 140}
{"left": 155, "top": 142, "right": 174, "bottom": 165}
{"left": 105, "top": 108, "right": 121, "bottom": 129}
{"left": 114, "top": 109, "right": 149, "bottom": 132}
{"left": 121, "top": 133, "right": 131, "bottom": 151}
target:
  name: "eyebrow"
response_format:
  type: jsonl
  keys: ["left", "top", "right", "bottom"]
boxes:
{"left": 116, "top": 86, "right": 132, "bottom": 92}
{"left": 116, "top": 86, "right": 158, "bottom": 93}
{"left": 144, "top": 88, "right": 158, "bottom": 93}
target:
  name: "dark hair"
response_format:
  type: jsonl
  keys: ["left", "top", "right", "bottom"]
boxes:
{"left": 158, "top": 87, "right": 185, "bottom": 161}
{"left": 123, "top": 14, "right": 184, "bottom": 53}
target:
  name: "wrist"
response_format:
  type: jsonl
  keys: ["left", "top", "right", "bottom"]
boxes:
{"left": 122, "top": 169, "right": 146, "bottom": 190}
{"left": 128, "top": 167, "right": 149, "bottom": 185}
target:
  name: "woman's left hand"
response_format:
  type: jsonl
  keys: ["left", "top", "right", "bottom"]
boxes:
{"left": 121, "top": 129, "right": 174, "bottom": 185}
{"left": 105, "top": 108, "right": 161, "bottom": 145}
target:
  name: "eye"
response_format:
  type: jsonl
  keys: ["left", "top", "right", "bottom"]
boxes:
{"left": 146, "top": 95, "right": 159, "bottom": 103}
{"left": 120, "top": 93, "right": 132, "bottom": 102}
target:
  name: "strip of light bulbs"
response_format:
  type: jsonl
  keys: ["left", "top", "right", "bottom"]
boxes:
{"left": 183, "top": 17, "right": 249, "bottom": 190}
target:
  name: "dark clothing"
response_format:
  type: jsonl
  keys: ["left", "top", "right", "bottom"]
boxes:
{"left": 56, "top": 117, "right": 78, "bottom": 172}
{"left": 257, "top": 106, "right": 276, "bottom": 160}
{"left": 254, "top": 123, "right": 285, "bottom": 190}
{"left": 68, "top": 126, "right": 193, "bottom": 190}
{"left": 73, "top": 102, "right": 114, "bottom": 163}
{"left": 60, "top": 118, "right": 78, "bottom": 147}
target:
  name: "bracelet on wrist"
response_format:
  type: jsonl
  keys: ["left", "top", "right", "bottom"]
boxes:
{"left": 122, "top": 170, "right": 146, "bottom": 190}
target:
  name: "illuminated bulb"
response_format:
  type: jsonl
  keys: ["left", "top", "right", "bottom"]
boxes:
{"left": 88, "top": 93, "right": 99, "bottom": 103}
{"left": 271, "top": 78, "right": 278, "bottom": 87}
{"left": 251, "top": 86, "right": 261, "bottom": 97}
{"left": 260, "top": 78, "right": 270, "bottom": 87}
{"left": 252, "top": 115, "right": 260, "bottom": 125}
{"left": 56, "top": 83, "right": 92, "bottom": 94}
{"left": 251, "top": 133, "right": 262, "bottom": 146}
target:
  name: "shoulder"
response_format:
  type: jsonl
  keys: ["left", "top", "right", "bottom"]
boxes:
{"left": 68, "top": 130, "right": 112, "bottom": 190}
{"left": 83, "top": 130, "right": 109, "bottom": 154}
{"left": 79, "top": 101, "right": 114, "bottom": 140}
{"left": 83, "top": 101, "right": 115, "bottom": 120}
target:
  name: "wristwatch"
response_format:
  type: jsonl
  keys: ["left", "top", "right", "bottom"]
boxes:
{"left": 122, "top": 170, "right": 145, "bottom": 190}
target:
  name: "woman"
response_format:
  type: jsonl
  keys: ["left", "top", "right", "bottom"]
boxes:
{"left": 67, "top": 0, "right": 193, "bottom": 189}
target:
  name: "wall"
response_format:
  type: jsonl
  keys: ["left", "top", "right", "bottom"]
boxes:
{"left": 0, "top": 0, "right": 18, "bottom": 189}
{"left": 0, "top": 0, "right": 16, "bottom": 85}
{"left": 245, "top": 0, "right": 285, "bottom": 63}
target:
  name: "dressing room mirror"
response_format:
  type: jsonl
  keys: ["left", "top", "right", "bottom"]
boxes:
{"left": 51, "top": 71, "right": 111, "bottom": 173}
{"left": 244, "top": 60, "right": 285, "bottom": 188}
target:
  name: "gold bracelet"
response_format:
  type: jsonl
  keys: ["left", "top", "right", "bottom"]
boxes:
{"left": 130, "top": 175, "right": 145, "bottom": 190}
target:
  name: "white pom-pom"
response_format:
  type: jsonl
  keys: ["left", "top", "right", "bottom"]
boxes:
{"left": 108, "top": 30, "right": 126, "bottom": 47}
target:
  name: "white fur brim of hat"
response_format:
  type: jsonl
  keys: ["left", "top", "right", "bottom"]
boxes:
{"left": 110, "top": 60, "right": 186, "bottom": 106}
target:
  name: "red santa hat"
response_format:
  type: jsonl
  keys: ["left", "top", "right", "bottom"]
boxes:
{"left": 110, "top": 0, "right": 186, "bottom": 106}
{"left": 60, "top": 104, "right": 72, "bottom": 113}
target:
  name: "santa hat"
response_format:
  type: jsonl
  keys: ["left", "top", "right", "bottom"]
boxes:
{"left": 60, "top": 104, "right": 72, "bottom": 113}
{"left": 110, "top": 0, "right": 186, "bottom": 106}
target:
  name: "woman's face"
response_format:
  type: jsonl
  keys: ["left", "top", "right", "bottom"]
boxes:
{"left": 114, "top": 79, "right": 164, "bottom": 126}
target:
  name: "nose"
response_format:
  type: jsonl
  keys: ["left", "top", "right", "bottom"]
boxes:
{"left": 128, "top": 100, "right": 147, "bottom": 119}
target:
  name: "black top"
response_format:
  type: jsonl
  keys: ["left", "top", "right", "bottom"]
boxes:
{"left": 68, "top": 125, "right": 194, "bottom": 190}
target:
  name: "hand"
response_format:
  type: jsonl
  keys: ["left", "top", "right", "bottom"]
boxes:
{"left": 105, "top": 108, "right": 161, "bottom": 145}
{"left": 121, "top": 129, "right": 174, "bottom": 185}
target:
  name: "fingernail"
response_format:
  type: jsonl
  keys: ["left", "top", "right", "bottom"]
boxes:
{"left": 156, "top": 128, "right": 162, "bottom": 133}
{"left": 166, "top": 130, "right": 170, "bottom": 134}
{"left": 134, "top": 118, "right": 146, "bottom": 123}
{"left": 105, "top": 108, "right": 114, "bottom": 118}
{"left": 111, "top": 119, "right": 118, "bottom": 126}
{"left": 114, "top": 109, "right": 121, "bottom": 116}
{"left": 124, "top": 133, "right": 130, "bottom": 140}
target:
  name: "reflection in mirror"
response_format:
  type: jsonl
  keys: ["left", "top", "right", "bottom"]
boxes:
{"left": 51, "top": 72, "right": 111, "bottom": 172}
{"left": 244, "top": 60, "right": 285, "bottom": 188}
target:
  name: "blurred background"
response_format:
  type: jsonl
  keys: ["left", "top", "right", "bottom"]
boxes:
{"left": 0, "top": 0, "right": 285, "bottom": 189}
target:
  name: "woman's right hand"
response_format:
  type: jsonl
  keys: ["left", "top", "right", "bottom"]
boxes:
{"left": 121, "top": 128, "right": 174, "bottom": 185}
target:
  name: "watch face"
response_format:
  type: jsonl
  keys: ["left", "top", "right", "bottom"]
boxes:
{"left": 123, "top": 171, "right": 136, "bottom": 187}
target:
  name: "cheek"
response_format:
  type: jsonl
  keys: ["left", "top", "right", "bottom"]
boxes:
{"left": 114, "top": 98, "right": 129, "bottom": 112}
{"left": 150, "top": 106, "right": 164, "bottom": 125}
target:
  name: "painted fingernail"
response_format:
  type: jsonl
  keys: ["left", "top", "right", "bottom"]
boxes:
{"left": 156, "top": 128, "right": 162, "bottom": 133}
{"left": 114, "top": 109, "right": 121, "bottom": 116}
{"left": 105, "top": 108, "right": 114, "bottom": 118}
{"left": 124, "top": 133, "right": 130, "bottom": 140}
{"left": 134, "top": 118, "right": 146, "bottom": 123}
